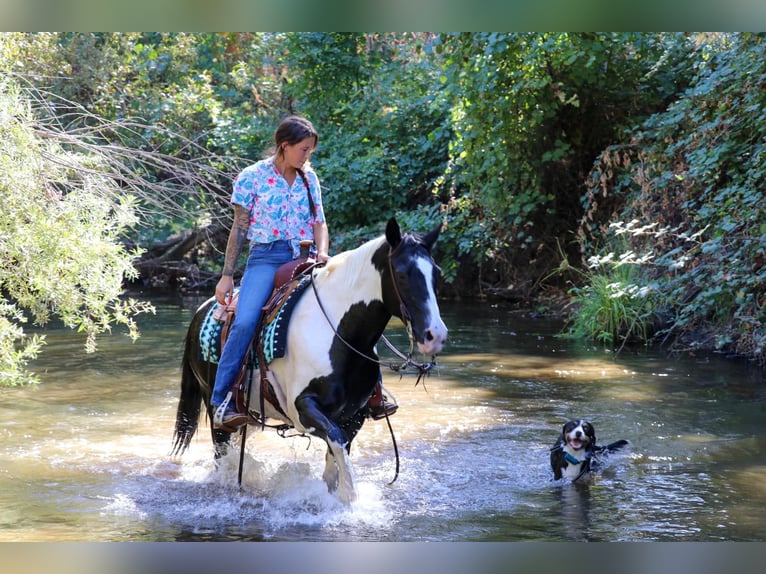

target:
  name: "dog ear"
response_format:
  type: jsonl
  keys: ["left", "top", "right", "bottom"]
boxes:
{"left": 588, "top": 423, "right": 597, "bottom": 444}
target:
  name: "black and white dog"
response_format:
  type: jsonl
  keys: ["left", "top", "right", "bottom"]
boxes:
{"left": 550, "top": 419, "right": 629, "bottom": 481}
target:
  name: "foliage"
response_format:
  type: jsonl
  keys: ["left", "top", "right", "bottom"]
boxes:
{"left": 578, "top": 33, "right": 766, "bottom": 363}
{"left": 281, "top": 33, "right": 453, "bottom": 231}
{"left": 14, "top": 32, "right": 454, "bottom": 245}
{"left": 0, "top": 80, "right": 154, "bottom": 386}
{"left": 436, "top": 32, "right": 694, "bottom": 292}
{"left": 6, "top": 31, "right": 766, "bottom": 368}
{"left": 2, "top": 33, "right": 284, "bottom": 243}
{"left": 564, "top": 221, "right": 667, "bottom": 350}
{"left": 567, "top": 272, "right": 655, "bottom": 350}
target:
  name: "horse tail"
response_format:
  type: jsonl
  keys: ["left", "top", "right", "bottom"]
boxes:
{"left": 171, "top": 304, "right": 209, "bottom": 456}
{"left": 170, "top": 352, "right": 202, "bottom": 456}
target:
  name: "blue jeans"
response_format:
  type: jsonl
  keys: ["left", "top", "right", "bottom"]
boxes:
{"left": 211, "top": 240, "right": 294, "bottom": 407}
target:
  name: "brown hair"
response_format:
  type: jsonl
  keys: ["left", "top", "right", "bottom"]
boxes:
{"left": 274, "top": 115, "right": 318, "bottom": 157}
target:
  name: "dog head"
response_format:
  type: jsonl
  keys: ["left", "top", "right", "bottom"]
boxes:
{"left": 561, "top": 419, "right": 596, "bottom": 453}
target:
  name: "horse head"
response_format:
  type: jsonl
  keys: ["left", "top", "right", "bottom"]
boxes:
{"left": 382, "top": 217, "right": 448, "bottom": 357}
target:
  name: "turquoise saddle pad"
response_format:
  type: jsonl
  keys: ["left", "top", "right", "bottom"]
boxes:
{"left": 198, "top": 275, "right": 311, "bottom": 365}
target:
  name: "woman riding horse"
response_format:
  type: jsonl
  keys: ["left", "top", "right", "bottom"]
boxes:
{"left": 210, "top": 115, "right": 394, "bottom": 430}
{"left": 172, "top": 218, "right": 447, "bottom": 503}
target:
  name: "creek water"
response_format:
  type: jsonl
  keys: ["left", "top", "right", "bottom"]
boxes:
{"left": 1, "top": 292, "right": 765, "bottom": 542}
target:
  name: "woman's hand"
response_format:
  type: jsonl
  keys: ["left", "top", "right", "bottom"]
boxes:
{"left": 313, "top": 221, "right": 330, "bottom": 264}
{"left": 215, "top": 275, "right": 235, "bottom": 306}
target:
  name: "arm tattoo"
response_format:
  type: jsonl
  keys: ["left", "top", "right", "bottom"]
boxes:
{"left": 221, "top": 205, "right": 250, "bottom": 276}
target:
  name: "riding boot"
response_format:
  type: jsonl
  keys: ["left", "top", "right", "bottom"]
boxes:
{"left": 212, "top": 392, "right": 249, "bottom": 430}
{"left": 367, "top": 379, "right": 398, "bottom": 420}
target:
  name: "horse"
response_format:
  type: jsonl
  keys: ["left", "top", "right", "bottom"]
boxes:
{"left": 171, "top": 217, "right": 448, "bottom": 503}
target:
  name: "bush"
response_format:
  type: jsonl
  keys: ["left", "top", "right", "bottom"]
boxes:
{"left": 578, "top": 33, "right": 766, "bottom": 363}
{"left": 564, "top": 221, "right": 666, "bottom": 350}
{"left": 0, "top": 80, "right": 154, "bottom": 386}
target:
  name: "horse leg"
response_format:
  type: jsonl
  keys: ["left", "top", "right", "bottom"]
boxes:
{"left": 212, "top": 428, "right": 233, "bottom": 459}
{"left": 295, "top": 395, "right": 356, "bottom": 503}
{"left": 322, "top": 448, "right": 339, "bottom": 493}
{"left": 326, "top": 410, "right": 367, "bottom": 502}
{"left": 326, "top": 440, "right": 355, "bottom": 504}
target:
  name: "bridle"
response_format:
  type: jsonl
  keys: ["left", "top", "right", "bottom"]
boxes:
{"left": 310, "top": 244, "right": 437, "bottom": 385}
{"left": 387, "top": 241, "right": 413, "bottom": 328}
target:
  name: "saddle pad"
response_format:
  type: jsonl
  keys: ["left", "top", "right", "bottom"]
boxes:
{"left": 261, "top": 274, "right": 311, "bottom": 364}
{"left": 199, "top": 301, "right": 224, "bottom": 363}
{"left": 197, "top": 276, "right": 311, "bottom": 366}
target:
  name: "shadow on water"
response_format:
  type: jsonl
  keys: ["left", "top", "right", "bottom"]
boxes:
{"left": 1, "top": 291, "right": 765, "bottom": 541}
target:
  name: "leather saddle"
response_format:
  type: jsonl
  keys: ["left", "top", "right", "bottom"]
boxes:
{"left": 212, "top": 240, "right": 316, "bottom": 330}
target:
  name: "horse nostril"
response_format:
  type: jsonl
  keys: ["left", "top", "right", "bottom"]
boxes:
{"left": 425, "top": 330, "right": 434, "bottom": 342}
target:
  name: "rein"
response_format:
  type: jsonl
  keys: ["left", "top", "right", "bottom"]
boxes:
{"left": 379, "top": 334, "right": 435, "bottom": 387}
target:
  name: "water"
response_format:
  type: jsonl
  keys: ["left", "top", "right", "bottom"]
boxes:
{"left": 1, "top": 293, "right": 765, "bottom": 542}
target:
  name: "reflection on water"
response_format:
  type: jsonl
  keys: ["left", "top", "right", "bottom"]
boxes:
{"left": 1, "top": 293, "right": 765, "bottom": 541}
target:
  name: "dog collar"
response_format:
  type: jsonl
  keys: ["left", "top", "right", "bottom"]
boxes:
{"left": 564, "top": 452, "right": 583, "bottom": 465}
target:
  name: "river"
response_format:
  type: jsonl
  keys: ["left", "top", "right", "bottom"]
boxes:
{"left": 1, "top": 292, "right": 765, "bottom": 543}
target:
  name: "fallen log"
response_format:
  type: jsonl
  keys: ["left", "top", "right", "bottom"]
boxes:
{"left": 132, "top": 225, "right": 228, "bottom": 289}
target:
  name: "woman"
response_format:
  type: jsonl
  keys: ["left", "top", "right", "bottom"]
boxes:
{"left": 211, "top": 115, "right": 395, "bottom": 430}
{"left": 210, "top": 115, "right": 328, "bottom": 429}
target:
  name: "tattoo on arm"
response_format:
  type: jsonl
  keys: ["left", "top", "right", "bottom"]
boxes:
{"left": 222, "top": 205, "right": 250, "bottom": 276}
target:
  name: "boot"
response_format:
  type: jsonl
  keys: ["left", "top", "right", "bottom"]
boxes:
{"left": 367, "top": 379, "right": 398, "bottom": 420}
{"left": 212, "top": 393, "right": 249, "bottom": 430}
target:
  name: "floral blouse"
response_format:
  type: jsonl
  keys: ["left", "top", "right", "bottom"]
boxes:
{"left": 231, "top": 158, "right": 325, "bottom": 246}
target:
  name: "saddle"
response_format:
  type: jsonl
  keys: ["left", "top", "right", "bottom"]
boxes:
{"left": 213, "top": 251, "right": 319, "bottom": 421}
{"left": 212, "top": 259, "right": 314, "bottom": 322}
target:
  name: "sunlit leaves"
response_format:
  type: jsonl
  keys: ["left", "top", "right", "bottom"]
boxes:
{"left": 438, "top": 32, "right": 692, "bottom": 286}
{"left": 0, "top": 81, "right": 154, "bottom": 386}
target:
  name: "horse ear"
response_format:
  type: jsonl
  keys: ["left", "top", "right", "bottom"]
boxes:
{"left": 422, "top": 221, "right": 442, "bottom": 251}
{"left": 386, "top": 217, "right": 402, "bottom": 249}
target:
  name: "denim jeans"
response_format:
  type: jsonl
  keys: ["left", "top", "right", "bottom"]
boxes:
{"left": 211, "top": 240, "right": 294, "bottom": 407}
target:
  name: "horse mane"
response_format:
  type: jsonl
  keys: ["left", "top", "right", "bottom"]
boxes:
{"left": 318, "top": 234, "right": 387, "bottom": 290}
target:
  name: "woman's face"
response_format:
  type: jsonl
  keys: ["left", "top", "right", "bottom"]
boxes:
{"left": 282, "top": 136, "right": 316, "bottom": 170}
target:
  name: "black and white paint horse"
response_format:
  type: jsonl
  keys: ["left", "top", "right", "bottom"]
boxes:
{"left": 172, "top": 218, "right": 447, "bottom": 503}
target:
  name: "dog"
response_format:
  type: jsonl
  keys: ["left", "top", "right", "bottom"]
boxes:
{"left": 550, "top": 419, "right": 629, "bottom": 481}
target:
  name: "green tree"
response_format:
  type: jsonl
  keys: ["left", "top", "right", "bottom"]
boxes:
{"left": 281, "top": 33, "right": 453, "bottom": 234}
{"left": 577, "top": 33, "right": 766, "bottom": 362}
{"left": 7, "top": 31, "right": 737, "bottom": 315}
{"left": 437, "top": 32, "right": 693, "bottom": 295}
{"left": 0, "top": 79, "right": 153, "bottom": 386}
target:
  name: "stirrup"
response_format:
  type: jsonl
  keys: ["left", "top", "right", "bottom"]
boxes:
{"left": 369, "top": 400, "right": 398, "bottom": 420}
{"left": 212, "top": 393, "right": 231, "bottom": 427}
{"left": 369, "top": 385, "right": 398, "bottom": 420}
